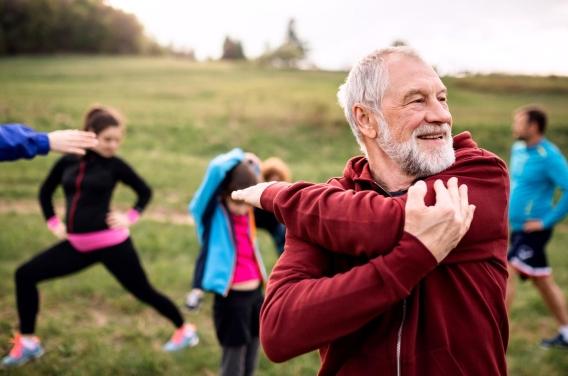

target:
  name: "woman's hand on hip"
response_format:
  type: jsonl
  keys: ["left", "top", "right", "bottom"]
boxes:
{"left": 106, "top": 211, "right": 131, "bottom": 229}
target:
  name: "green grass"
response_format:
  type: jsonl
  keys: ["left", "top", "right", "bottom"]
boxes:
{"left": 0, "top": 56, "right": 568, "bottom": 375}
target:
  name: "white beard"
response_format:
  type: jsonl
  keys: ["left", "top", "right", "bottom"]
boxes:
{"left": 375, "top": 118, "right": 455, "bottom": 178}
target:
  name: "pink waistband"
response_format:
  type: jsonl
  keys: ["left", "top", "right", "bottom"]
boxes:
{"left": 68, "top": 228, "right": 130, "bottom": 252}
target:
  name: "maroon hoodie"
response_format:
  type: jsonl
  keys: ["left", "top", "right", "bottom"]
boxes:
{"left": 260, "top": 132, "right": 509, "bottom": 375}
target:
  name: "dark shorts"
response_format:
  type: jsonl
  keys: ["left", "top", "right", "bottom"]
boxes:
{"left": 213, "top": 287, "right": 264, "bottom": 347}
{"left": 508, "top": 230, "right": 553, "bottom": 279}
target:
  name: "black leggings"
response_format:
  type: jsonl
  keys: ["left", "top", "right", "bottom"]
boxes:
{"left": 15, "top": 238, "right": 184, "bottom": 334}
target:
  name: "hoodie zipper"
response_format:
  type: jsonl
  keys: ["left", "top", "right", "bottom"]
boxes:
{"left": 397, "top": 299, "right": 407, "bottom": 376}
{"left": 67, "top": 159, "right": 86, "bottom": 233}
{"left": 369, "top": 178, "right": 407, "bottom": 376}
{"left": 366, "top": 178, "right": 406, "bottom": 375}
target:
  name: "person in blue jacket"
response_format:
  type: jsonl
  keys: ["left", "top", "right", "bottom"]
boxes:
{"left": 0, "top": 124, "right": 97, "bottom": 161}
{"left": 186, "top": 152, "right": 285, "bottom": 311}
{"left": 506, "top": 105, "right": 568, "bottom": 348}
{"left": 187, "top": 148, "right": 267, "bottom": 376}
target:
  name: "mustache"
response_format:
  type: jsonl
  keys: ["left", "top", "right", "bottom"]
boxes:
{"left": 414, "top": 123, "right": 452, "bottom": 138}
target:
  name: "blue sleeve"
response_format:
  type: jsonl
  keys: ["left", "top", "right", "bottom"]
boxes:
{"left": 543, "top": 149, "right": 568, "bottom": 228}
{"left": 0, "top": 124, "right": 50, "bottom": 161}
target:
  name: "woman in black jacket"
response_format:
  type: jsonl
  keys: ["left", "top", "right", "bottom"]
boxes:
{"left": 3, "top": 106, "right": 198, "bottom": 368}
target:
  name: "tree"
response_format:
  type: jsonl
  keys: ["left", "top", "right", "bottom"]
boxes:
{"left": 286, "top": 19, "right": 302, "bottom": 47}
{"left": 221, "top": 36, "right": 246, "bottom": 60}
{"left": 258, "top": 18, "right": 308, "bottom": 68}
{"left": 391, "top": 39, "right": 408, "bottom": 47}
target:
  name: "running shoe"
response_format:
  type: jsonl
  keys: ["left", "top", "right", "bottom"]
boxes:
{"left": 185, "top": 289, "right": 203, "bottom": 311}
{"left": 541, "top": 333, "right": 568, "bottom": 349}
{"left": 163, "top": 324, "right": 199, "bottom": 352}
{"left": 2, "top": 333, "right": 44, "bottom": 367}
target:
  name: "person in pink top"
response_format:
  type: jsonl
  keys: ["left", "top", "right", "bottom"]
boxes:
{"left": 214, "top": 163, "right": 266, "bottom": 376}
{"left": 189, "top": 155, "right": 267, "bottom": 376}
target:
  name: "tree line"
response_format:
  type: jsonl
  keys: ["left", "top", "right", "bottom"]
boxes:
{"left": 0, "top": 1, "right": 309, "bottom": 68}
{"left": 0, "top": 0, "right": 162, "bottom": 55}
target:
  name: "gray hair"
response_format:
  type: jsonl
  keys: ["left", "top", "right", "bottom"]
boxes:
{"left": 337, "top": 46, "right": 423, "bottom": 154}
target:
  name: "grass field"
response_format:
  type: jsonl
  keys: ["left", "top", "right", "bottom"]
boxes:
{"left": 1, "top": 56, "right": 568, "bottom": 375}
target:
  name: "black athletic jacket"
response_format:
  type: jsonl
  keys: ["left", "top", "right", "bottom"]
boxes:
{"left": 39, "top": 150, "right": 152, "bottom": 233}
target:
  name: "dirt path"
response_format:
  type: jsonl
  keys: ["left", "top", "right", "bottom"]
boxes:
{"left": 0, "top": 200, "right": 194, "bottom": 226}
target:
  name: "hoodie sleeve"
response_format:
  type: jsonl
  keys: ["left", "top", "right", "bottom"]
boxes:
{"left": 260, "top": 150, "right": 509, "bottom": 261}
{"left": 261, "top": 181, "right": 404, "bottom": 257}
{"left": 260, "top": 231, "right": 437, "bottom": 362}
{"left": 0, "top": 124, "right": 50, "bottom": 161}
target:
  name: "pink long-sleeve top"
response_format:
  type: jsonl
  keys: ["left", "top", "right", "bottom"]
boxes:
{"left": 230, "top": 213, "right": 262, "bottom": 284}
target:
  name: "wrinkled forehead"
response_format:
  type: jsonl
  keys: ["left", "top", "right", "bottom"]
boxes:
{"left": 383, "top": 54, "right": 446, "bottom": 99}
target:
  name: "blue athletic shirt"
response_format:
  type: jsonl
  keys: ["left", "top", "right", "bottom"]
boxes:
{"left": 509, "top": 138, "right": 568, "bottom": 231}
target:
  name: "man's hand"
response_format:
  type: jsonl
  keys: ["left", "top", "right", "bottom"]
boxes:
{"left": 48, "top": 130, "right": 98, "bottom": 155}
{"left": 404, "top": 177, "right": 475, "bottom": 263}
{"left": 523, "top": 220, "right": 544, "bottom": 233}
{"left": 106, "top": 211, "right": 131, "bottom": 229}
{"left": 231, "top": 181, "right": 277, "bottom": 208}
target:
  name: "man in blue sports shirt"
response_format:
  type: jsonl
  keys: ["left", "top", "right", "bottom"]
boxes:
{"left": 506, "top": 105, "right": 568, "bottom": 348}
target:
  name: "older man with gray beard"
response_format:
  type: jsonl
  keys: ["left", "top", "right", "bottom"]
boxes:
{"left": 233, "top": 47, "right": 509, "bottom": 375}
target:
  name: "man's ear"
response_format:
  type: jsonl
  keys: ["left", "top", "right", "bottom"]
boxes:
{"left": 353, "top": 104, "right": 378, "bottom": 139}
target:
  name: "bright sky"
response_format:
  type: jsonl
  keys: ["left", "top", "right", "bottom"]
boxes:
{"left": 109, "top": 0, "right": 568, "bottom": 75}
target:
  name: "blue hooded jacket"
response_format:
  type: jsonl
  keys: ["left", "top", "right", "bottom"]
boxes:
{"left": 189, "top": 148, "right": 267, "bottom": 295}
